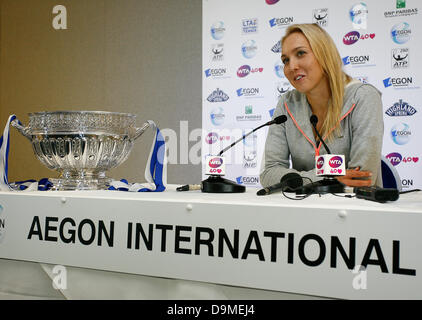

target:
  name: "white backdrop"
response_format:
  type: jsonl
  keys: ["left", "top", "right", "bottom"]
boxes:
{"left": 202, "top": 0, "right": 421, "bottom": 190}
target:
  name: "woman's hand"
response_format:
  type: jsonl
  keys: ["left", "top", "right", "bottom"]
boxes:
{"left": 335, "top": 167, "right": 372, "bottom": 187}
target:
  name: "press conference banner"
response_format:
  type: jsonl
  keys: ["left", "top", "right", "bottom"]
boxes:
{"left": 0, "top": 191, "right": 421, "bottom": 299}
{"left": 202, "top": 0, "right": 421, "bottom": 190}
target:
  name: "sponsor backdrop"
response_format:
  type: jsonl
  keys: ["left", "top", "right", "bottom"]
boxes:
{"left": 202, "top": 0, "right": 421, "bottom": 190}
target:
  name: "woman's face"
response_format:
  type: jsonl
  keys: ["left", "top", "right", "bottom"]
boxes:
{"left": 281, "top": 32, "right": 326, "bottom": 95}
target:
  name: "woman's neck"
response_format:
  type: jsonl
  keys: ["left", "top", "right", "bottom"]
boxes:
{"left": 306, "top": 77, "right": 331, "bottom": 115}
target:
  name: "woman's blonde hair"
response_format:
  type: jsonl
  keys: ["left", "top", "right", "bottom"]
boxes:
{"left": 281, "top": 23, "right": 352, "bottom": 140}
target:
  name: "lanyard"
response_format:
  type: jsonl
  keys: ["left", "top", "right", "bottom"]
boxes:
{"left": 283, "top": 102, "right": 356, "bottom": 156}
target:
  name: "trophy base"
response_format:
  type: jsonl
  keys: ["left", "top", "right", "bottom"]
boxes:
{"left": 50, "top": 171, "right": 112, "bottom": 191}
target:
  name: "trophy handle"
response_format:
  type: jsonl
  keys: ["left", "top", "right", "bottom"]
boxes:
{"left": 131, "top": 122, "right": 150, "bottom": 141}
{"left": 11, "top": 119, "right": 32, "bottom": 140}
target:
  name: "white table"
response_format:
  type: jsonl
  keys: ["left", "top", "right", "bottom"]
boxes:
{"left": 0, "top": 185, "right": 421, "bottom": 299}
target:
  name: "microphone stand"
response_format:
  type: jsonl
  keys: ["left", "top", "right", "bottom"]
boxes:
{"left": 202, "top": 116, "right": 287, "bottom": 193}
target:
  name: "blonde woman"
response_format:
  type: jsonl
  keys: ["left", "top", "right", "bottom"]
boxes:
{"left": 260, "top": 23, "right": 383, "bottom": 188}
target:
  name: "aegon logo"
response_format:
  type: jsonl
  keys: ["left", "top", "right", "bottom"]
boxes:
{"left": 237, "top": 88, "right": 260, "bottom": 97}
{"left": 391, "top": 123, "right": 411, "bottom": 145}
{"left": 208, "top": 157, "right": 223, "bottom": 168}
{"left": 316, "top": 157, "right": 324, "bottom": 169}
{"left": 236, "top": 176, "right": 259, "bottom": 185}
{"left": 210, "top": 21, "right": 225, "bottom": 40}
{"left": 205, "top": 68, "right": 227, "bottom": 78}
{"left": 269, "top": 17, "right": 294, "bottom": 28}
{"left": 383, "top": 77, "right": 413, "bottom": 88}
{"left": 402, "top": 179, "right": 414, "bottom": 189}
{"left": 329, "top": 156, "right": 343, "bottom": 168}
{"left": 342, "top": 55, "right": 370, "bottom": 66}
{"left": 391, "top": 22, "right": 411, "bottom": 44}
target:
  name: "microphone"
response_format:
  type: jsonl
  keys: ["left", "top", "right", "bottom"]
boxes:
{"left": 295, "top": 115, "right": 346, "bottom": 195}
{"left": 201, "top": 115, "right": 288, "bottom": 193}
{"left": 218, "top": 115, "right": 287, "bottom": 156}
{"left": 310, "top": 115, "right": 331, "bottom": 154}
{"left": 257, "top": 172, "right": 303, "bottom": 196}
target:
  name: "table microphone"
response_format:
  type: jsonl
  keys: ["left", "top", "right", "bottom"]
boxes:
{"left": 310, "top": 115, "right": 331, "bottom": 154}
{"left": 257, "top": 172, "right": 303, "bottom": 196}
{"left": 296, "top": 115, "right": 345, "bottom": 195}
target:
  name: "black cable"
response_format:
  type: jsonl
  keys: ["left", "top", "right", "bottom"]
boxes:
{"left": 399, "top": 189, "right": 421, "bottom": 194}
{"left": 331, "top": 193, "right": 355, "bottom": 198}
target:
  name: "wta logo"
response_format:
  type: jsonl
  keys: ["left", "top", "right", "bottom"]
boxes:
{"left": 386, "top": 152, "right": 402, "bottom": 166}
{"left": 316, "top": 157, "right": 324, "bottom": 169}
{"left": 208, "top": 157, "right": 223, "bottom": 168}
{"left": 343, "top": 31, "right": 360, "bottom": 45}
{"left": 237, "top": 65, "right": 251, "bottom": 78}
{"left": 265, "top": 0, "right": 280, "bottom": 4}
{"left": 329, "top": 156, "right": 343, "bottom": 168}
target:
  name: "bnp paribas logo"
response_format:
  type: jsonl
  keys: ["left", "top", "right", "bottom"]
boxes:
{"left": 397, "top": 0, "right": 405, "bottom": 9}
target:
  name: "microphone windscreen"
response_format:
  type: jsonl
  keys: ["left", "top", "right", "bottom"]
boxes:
{"left": 256, "top": 188, "right": 267, "bottom": 196}
{"left": 310, "top": 115, "right": 318, "bottom": 125}
{"left": 280, "top": 172, "right": 303, "bottom": 192}
{"left": 273, "top": 115, "right": 287, "bottom": 124}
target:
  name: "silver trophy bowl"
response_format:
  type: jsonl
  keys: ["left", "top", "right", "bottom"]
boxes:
{"left": 12, "top": 111, "right": 150, "bottom": 190}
